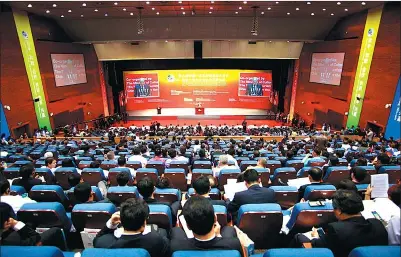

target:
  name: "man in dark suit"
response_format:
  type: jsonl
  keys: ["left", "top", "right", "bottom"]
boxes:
{"left": 226, "top": 169, "right": 275, "bottom": 224}
{"left": 298, "top": 167, "right": 330, "bottom": 202}
{"left": 12, "top": 163, "right": 42, "bottom": 193}
{"left": 191, "top": 149, "right": 211, "bottom": 167}
{"left": 134, "top": 78, "right": 151, "bottom": 97}
{"left": 73, "top": 182, "right": 111, "bottom": 204}
{"left": 193, "top": 175, "right": 226, "bottom": 207}
{"left": 246, "top": 77, "right": 263, "bottom": 96}
{"left": 93, "top": 198, "right": 170, "bottom": 257}
{"left": 290, "top": 190, "right": 388, "bottom": 257}
{"left": 171, "top": 196, "right": 243, "bottom": 256}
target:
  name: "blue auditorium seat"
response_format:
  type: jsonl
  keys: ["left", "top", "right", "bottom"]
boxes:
{"left": 350, "top": 159, "right": 357, "bottom": 167}
{"left": 12, "top": 160, "right": 32, "bottom": 167}
{"left": 10, "top": 185, "right": 26, "bottom": 195}
{"left": 356, "top": 184, "right": 369, "bottom": 194}
{"left": 72, "top": 203, "right": 117, "bottom": 231}
{"left": 240, "top": 160, "right": 257, "bottom": 171}
{"left": 18, "top": 202, "right": 72, "bottom": 231}
{"left": 303, "top": 184, "right": 337, "bottom": 201}
{"left": 107, "top": 186, "right": 139, "bottom": 205}
{"left": 164, "top": 168, "right": 187, "bottom": 191}
{"left": 146, "top": 160, "right": 165, "bottom": 175}
{"left": 136, "top": 168, "right": 158, "bottom": 184}
{"left": 191, "top": 168, "right": 213, "bottom": 182}
{"left": 35, "top": 167, "right": 56, "bottom": 181}
{"left": 192, "top": 161, "right": 212, "bottom": 170}
{"left": 29, "top": 185, "right": 69, "bottom": 206}
{"left": 1, "top": 246, "right": 65, "bottom": 257}
{"left": 54, "top": 167, "right": 79, "bottom": 189}
{"left": 218, "top": 168, "right": 241, "bottom": 190}
{"left": 81, "top": 167, "right": 106, "bottom": 186}
{"left": 297, "top": 166, "right": 322, "bottom": 178}
{"left": 262, "top": 248, "right": 334, "bottom": 257}
{"left": 34, "top": 159, "right": 46, "bottom": 168}
{"left": 238, "top": 204, "right": 282, "bottom": 249}
{"left": 78, "top": 160, "right": 93, "bottom": 170}
{"left": 100, "top": 160, "right": 118, "bottom": 170}
{"left": 286, "top": 202, "right": 335, "bottom": 233}
{"left": 266, "top": 160, "right": 282, "bottom": 173}
{"left": 126, "top": 160, "right": 142, "bottom": 170}
{"left": 82, "top": 248, "right": 150, "bottom": 257}
{"left": 323, "top": 166, "right": 350, "bottom": 185}
{"left": 3, "top": 167, "right": 20, "bottom": 179}
{"left": 148, "top": 204, "right": 172, "bottom": 229}
{"left": 187, "top": 187, "right": 221, "bottom": 200}
{"left": 108, "top": 167, "right": 133, "bottom": 186}
{"left": 154, "top": 188, "right": 181, "bottom": 204}
{"left": 271, "top": 167, "right": 297, "bottom": 185}
{"left": 170, "top": 160, "right": 189, "bottom": 174}
{"left": 75, "top": 156, "right": 92, "bottom": 162}
{"left": 173, "top": 250, "right": 241, "bottom": 257}
{"left": 305, "top": 157, "right": 326, "bottom": 167}
{"left": 349, "top": 246, "right": 400, "bottom": 257}
{"left": 253, "top": 167, "right": 270, "bottom": 186}
{"left": 285, "top": 160, "right": 304, "bottom": 171}
{"left": 378, "top": 165, "right": 400, "bottom": 184}
{"left": 270, "top": 186, "right": 298, "bottom": 209}
{"left": 266, "top": 153, "right": 279, "bottom": 160}
{"left": 66, "top": 186, "right": 103, "bottom": 205}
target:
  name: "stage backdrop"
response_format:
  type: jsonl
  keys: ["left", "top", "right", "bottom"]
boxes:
{"left": 124, "top": 69, "right": 273, "bottom": 111}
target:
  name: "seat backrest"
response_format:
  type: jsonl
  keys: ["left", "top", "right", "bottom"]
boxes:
{"left": 81, "top": 248, "right": 150, "bottom": 257}
{"left": 10, "top": 185, "right": 26, "bottom": 195}
{"left": 148, "top": 204, "right": 172, "bottom": 230}
{"left": 348, "top": 246, "right": 400, "bottom": 257}
{"left": 266, "top": 160, "right": 282, "bottom": 173}
{"left": 72, "top": 203, "right": 117, "bottom": 231}
{"left": 164, "top": 168, "right": 187, "bottom": 191}
{"left": 303, "top": 185, "right": 337, "bottom": 201}
{"left": 172, "top": 251, "right": 241, "bottom": 257}
{"left": 108, "top": 168, "right": 133, "bottom": 186}
{"left": 264, "top": 248, "right": 334, "bottom": 257}
{"left": 240, "top": 160, "right": 257, "bottom": 171}
{"left": 126, "top": 161, "right": 142, "bottom": 170}
{"left": 253, "top": 167, "right": 270, "bottom": 186}
{"left": 272, "top": 167, "right": 297, "bottom": 185}
{"left": 136, "top": 168, "right": 158, "bottom": 184}
{"left": 192, "top": 161, "right": 212, "bottom": 169}
{"left": 286, "top": 202, "right": 336, "bottom": 233}
{"left": 81, "top": 168, "right": 106, "bottom": 186}
{"left": 146, "top": 161, "right": 165, "bottom": 175}
{"left": 54, "top": 167, "right": 79, "bottom": 190}
{"left": 78, "top": 160, "right": 93, "bottom": 170}
{"left": 218, "top": 168, "right": 241, "bottom": 190}
{"left": 191, "top": 168, "right": 213, "bottom": 182}
{"left": 12, "top": 160, "right": 32, "bottom": 167}
{"left": 107, "top": 186, "right": 139, "bottom": 205}
{"left": 213, "top": 205, "right": 228, "bottom": 227}
{"left": 100, "top": 160, "right": 118, "bottom": 170}
{"left": 306, "top": 158, "right": 326, "bottom": 167}
{"left": 0, "top": 246, "right": 65, "bottom": 257}
{"left": 154, "top": 188, "right": 181, "bottom": 204}
{"left": 285, "top": 160, "right": 304, "bottom": 171}
{"left": 323, "top": 166, "right": 350, "bottom": 185}
{"left": 29, "top": 185, "right": 68, "bottom": 204}
{"left": 3, "top": 167, "right": 20, "bottom": 179}
{"left": 170, "top": 161, "right": 189, "bottom": 173}
{"left": 270, "top": 186, "right": 298, "bottom": 209}
{"left": 378, "top": 165, "right": 401, "bottom": 184}
{"left": 17, "top": 202, "right": 71, "bottom": 231}
{"left": 238, "top": 203, "right": 283, "bottom": 249}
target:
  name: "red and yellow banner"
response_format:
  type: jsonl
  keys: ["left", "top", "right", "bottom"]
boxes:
{"left": 289, "top": 60, "right": 300, "bottom": 121}
{"left": 98, "top": 62, "right": 109, "bottom": 116}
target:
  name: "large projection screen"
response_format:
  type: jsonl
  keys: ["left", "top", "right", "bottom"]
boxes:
{"left": 51, "top": 54, "right": 87, "bottom": 87}
{"left": 309, "top": 53, "right": 345, "bottom": 86}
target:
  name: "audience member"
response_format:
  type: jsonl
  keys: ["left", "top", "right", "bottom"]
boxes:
{"left": 336, "top": 179, "right": 358, "bottom": 193}
{"left": 12, "top": 163, "right": 42, "bottom": 192}
{"left": 0, "top": 180, "right": 36, "bottom": 213}
{"left": 298, "top": 167, "right": 328, "bottom": 201}
{"left": 350, "top": 166, "right": 368, "bottom": 184}
{"left": 116, "top": 172, "right": 130, "bottom": 186}
{"left": 128, "top": 147, "right": 147, "bottom": 168}
{"left": 68, "top": 173, "right": 83, "bottom": 188}
{"left": 73, "top": 182, "right": 109, "bottom": 204}
{"left": 156, "top": 177, "right": 171, "bottom": 189}
{"left": 192, "top": 176, "right": 226, "bottom": 206}
{"left": 117, "top": 157, "right": 136, "bottom": 177}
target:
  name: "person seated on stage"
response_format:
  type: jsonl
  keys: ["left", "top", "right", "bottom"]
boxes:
{"left": 137, "top": 177, "right": 179, "bottom": 225}
{"left": 117, "top": 157, "right": 136, "bottom": 178}
{"left": 74, "top": 182, "right": 110, "bottom": 204}
{"left": 128, "top": 147, "right": 147, "bottom": 168}
{"left": 290, "top": 190, "right": 388, "bottom": 257}
{"left": 93, "top": 198, "right": 170, "bottom": 257}
{"left": 0, "top": 202, "right": 66, "bottom": 250}
{"left": 350, "top": 166, "right": 368, "bottom": 184}
{"left": 226, "top": 169, "right": 275, "bottom": 224}
{"left": 171, "top": 196, "right": 242, "bottom": 255}
{"left": 116, "top": 172, "right": 130, "bottom": 187}
{"left": 0, "top": 180, "right": 36, "bottom": 213}
{"left": 192, "top": 176, "right": 226, "bottom": 207}
{"left": 12, "top": 163, "right": 43, "bottom": 193}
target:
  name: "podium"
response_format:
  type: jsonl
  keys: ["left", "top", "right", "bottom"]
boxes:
{"left": 195, "top": 107, "right": 204, "bottom": 115}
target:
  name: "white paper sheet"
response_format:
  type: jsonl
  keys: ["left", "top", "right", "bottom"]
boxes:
{"left": 227, "top": 179, "right": 237, "bottom": 185}
{"left": 371, "top": 174, "right": 389, "bottom": 198}
{"left": 287, "top": 177, "right": 311, "bottom": 189}
{"left": 223, "top": 182, "right": 248, "bottom": 201}
{"left": 362, "top": 198, "right": 401, "bottom": 222}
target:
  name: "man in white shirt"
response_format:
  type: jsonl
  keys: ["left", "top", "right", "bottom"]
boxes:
{"left": 175, "top": 146, "right": 189, "bottom": 163}
{"left": 117, "top": 157, "right": 136, "bottom": 178}
{"left": 0, "top": 180, "right": 36, "bottom": 213}
{"left": 226, "top": 149, "right": 239, "bottom": 167}
{"left": 128, "top": 147, "right": 147, "bottom": 168}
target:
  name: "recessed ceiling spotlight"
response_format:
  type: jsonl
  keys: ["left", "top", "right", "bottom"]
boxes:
{"left": 181, "top": 7, "right": 184, "bottom": 10}
{"left": 331, "top": 13, "right": 334, "bottom": 16}
{"left": 311, "top": 13, "right": 315, "bottom": 15}
{"left": 82, "top": 3, "right": 86, "bottom": 7}
{"left": 235, "top": 11, "right": 238, "bottom": 14}
{"left": 105, "top": 13, "right": 108, "bottom": 16}
{"left": 268, "top": 7, "right": 271, "bottom": 10}
{"left": 152, "top": 7, "right": 155, "bottom": 10}
{"left": 46, "top": 10, "right": 50, "bottom": 13}
{"left": 94, "top": 9, "right": 98, "bottom": 12}
{"left": 276, "top": 2, "right": 279, "bottom": 4}
{"left": 146, "top": 1, "right": 150, "bottom": 4}
{"left": 296, "top": 8, "right": 300, "bottom": 11}
{"left": 178, "top": 1, "right": 182, "bottom": 3}
{"left": 27, "top": 4, "right": 32, "bottom": 8}
{"left": 210, "top": 6, "right": 213, "bottom": 9}
{"left": 307, "top": 2, "right": 311, "bottom": 4}
{"left": 239, "top": 6, "right": 242, "bottom": 10}
{"left": 123, "top": 8, "right": 126, "bottom": 11}
{"left": 156, "top": 12, "right": 160, "bottom": 15}
{"left": 287, "top": 12, "right": 290, "bottom": 15}
{"left": 287, "top": 40, "right": 290, "bottom": 42}
{"left": 361, "top": 2, "right": 366, "bottom": 5}
{"left": 165, "top": 40, "right": 168, "bottom": 42}
{"left": 53, "top": 4, "right": 57, "bottom": 7}
{"left": 209, "top": 11, "right": 212, "bottom": 14}
{"left": 182, "top": 11, "right": 186, "bottom": 15}
{"left": 337, "top": 2, "right": 341, "bottom": 5}
{"left": 81, "top": 14, "right": 84, "bottom": 17}
{"left": 243, "top": 1, "right": 247, "bottom": 4}
{"left": 322, "top": 8, "right": 326, "bottom": 11}
{"left": 130, "top": 12, "right": 134, "bottom": 15}
{"left": 68, "top": 9, "right": 72, "bottom": 13}
{"left": 269, "top": 41, "right": 272, "bottom": 42}
{"left": 211, "top": 1, "right": 214, "bottom": 3}
{"left": 61, "top": 15, "right": 64, "bottom": 18}
{"left": 114, "top": 2, "right": 118, "bottom": 5}
{"left": 345, "top": 8, "right": 348, "bottom": 11}
{"left": 261, "top": 11, "right": 264, "bottom": 14}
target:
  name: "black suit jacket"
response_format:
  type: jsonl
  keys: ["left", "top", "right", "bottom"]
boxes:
{"left": 12, "top": 178, "right": 43, "bottom": 193}
{"left": 93, "top": 226, "right": 170, "bottom": 257}
{"left": 171, "top": 237, "right": 243, "bottom": 257}
{"left": 227, "top": 185, "right": 275, "bottom": 223}
{"left": 1, "top": 224, "right": 41, "bottom": 246}
{"left": 312, "top": 216, "right": 388, "bottom": 257}
{"left": 298, "top": 182, "right": 329, "bottom": 201}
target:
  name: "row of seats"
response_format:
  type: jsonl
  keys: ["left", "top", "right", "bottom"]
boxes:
{"left": 2, "top": 246, "right": 399, "bottom": 257}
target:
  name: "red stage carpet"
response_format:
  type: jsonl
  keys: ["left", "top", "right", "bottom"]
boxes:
{"left": 122, "top": 119, "right": 285, "bottom": 127}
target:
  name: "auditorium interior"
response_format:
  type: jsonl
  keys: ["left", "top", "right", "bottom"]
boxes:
{"left": 0, "top": 1, "right": 400, "bottom": 257}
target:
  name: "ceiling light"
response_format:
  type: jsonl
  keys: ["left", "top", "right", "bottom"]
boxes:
{"left": 268, "top": 7, "right": 271, "bottom": 10}
{"left": 276, "top": 2, "right": 279, "bottom": 4}
{"left": 152, "top": 7, "right": 155, "bottom": 10}
{"left": 235, "top": 11, "right": 238, "bottom": 14}
{"left": 311, "top": 13, "right": 315, "bottom": 16}
{"left": 123, "top": 8, "right": 126, "bottom": 11}
{"left": 82, "top": 3, "right": 86, "bottom": 7}
{"left": 307, "top": 1, "right": 311, "bottom": 4}
{"left": 181, "top": 7, "right": 184, "bottom": 10}
{"left": 94, "top": 9, "right": 98, "bottom": 12}
{"left": 27, "top": 4, "right": 32, "bottom": 8}
{"left": 81, "top": 14, "right": 84, "bottom": 17}
{"left": 322, "top": 8, "right": 326, "bottom": 11}
{"left": 261, "top": 11, "right": 264, "bottom": 14}
{"left": 331, "top": 13, "right": 334, "bottom": 16}
{"left": 337, "top": 2, "right": 341, "bottom": 5}
{"left": 68, "top": 10, "right": 72, "bottom": 13}
{"left": 178, "top": 1, "right": 182, "bottom": 3}
{"left": 156, "top": 12, "right": 160, "bottom": 15}
{"left": 239, "top": 6, "right": 242, "bottom": 10}
{"left": 209, "top": 11, "right": 212, "bottom": 14}
{"left": 243, "top": 1, "right": 247, "bottom": 4}
{"left": 165, "top": 40, "right": 168, "bottom": 42}
{"left": 105, "top": 13, "right": 108, "bottom": 16}
{"left": 53, "top": 4, "right": 57, "bottom": 7}
{"left": 46, "top": 10, "right": 50, "bottom": 13}
{"left": 296, "top": 8, "right": 299, "bottom": 11}
{"left": 114, "top": 2, "right": 118, "bottom": 5}
{"left": 146, "top": 1, "right": 150, "bottom": 4}
{"left": 361, "top": 2, "right": 366, "bottom": 5}
{"left": 269, "top": 41, "right": 272, "bottom": 42}
{"left": 130, "top": 12, "right": 134, "bottom": 15}
{"left": 61, "top": 15, "right": 64, "bottom": 18}
{"left": 210, "top": 7, "right": 213, "bottom": 9}
{"left": 211, "top": 1, "right": 214, "bottom": 3}
{"left": 182, "top": 11, "right": 186, "bottom": 15}
{"left": 287, "top": 12, "right": 290, "bottom": 15}
{"left": 345, "top": 8, "right": 348, "bottom": 11}
{"left": 287, "top": 40, "right": 290, "bottom": 42}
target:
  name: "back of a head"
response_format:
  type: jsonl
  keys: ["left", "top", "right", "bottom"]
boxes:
{"left": 44, "top": 152, "right": 54, "bottom": 158}
{"left": 193, "top": 176, "right": 210, "bottom": 195}
{"left": 227, "top": 148, "right": 235, "bottom": 156}
{"left": 89, "top": 161, "right": 101, "bottom": 168}
{"left": 120, "top": 198, "right": 149, "bottom": 231}
{"left": 336, "top": 179, "right": 358, "bottom": 192}
{"left": 183, "top": 195, "right": 215, "bottom": 236}
{"left": 198, "top": 149, "right": 206, "bottom": 158}
{"left": 253, "top": 150, "right": 260, "bottom": 158}
{"left": 243, "top": 169, "right": 259, "bottom": 184}
{"left": 45, "top": 157, "right": 55, "bottom": 167}
{"left": 377, "top": 153, "right": 390, "bottom": 165}
{"left": 106, "top": 151, "right": 115, "bottom": 160}
{"left": 168, "top": 149, "right": 177, "bottom": 158}
{"left": 19, "top": 163, "right": 34, "bottom": 179}
{"left": 329, "top": 156, "right": 339, "bottom": 166}
{"left": 350, "top": 166, "right": 367, "bottom": 182}
{"left": 179, "top": 146, "right": 186, "bottom": 155}
{"left": 132, "top": 147, "right": 141, "bottom": 155}
{"left": 332, "top": 189, "right": 364, "bottom": 215}
{"left": 137, "top": 177, "right": 155, "bottom": 198}
{"left": 237, "top": 172, "right": 245, "bottom": 183}
{"left": 308, "top": 167, "right": 323, "bottom": 182}
{"left": 0, "top": 180, "right": 10, "bottom": 195}
{"left": 286, "top": 150, "right": 294, "bottom": 159}
{"left": 257, "top": 158, "right": 267, "bottom": 168}
{"left": 68, "top": 173, "right": 82, "bottom": 187}
{"left": 154, "top": 147, "right": 162, "bottom": 157}
{"left": 219, "top": 155, "right": 228, "bottom": 165}
{"left": 388, "top": 184, "right": 401, "bottom": 206}
{"left": 116, "top": 171, "right": 130, "bottom": 186}
{"left": 74, "top": 182, "right": 92, "bottom": 203}
{"left": 61, "top": 159, "right": 74, "bottom": 167}
{"left": 118, "top": 157, "right": 126, "bottom": 166}
{"left": 313, "top": 147, "right": 322, "bottom": 156}
{"left": 355, "top": 157, "right": 368, "bottom": 166}
{"left": 156, "top": 176, "right": 171, "bottom": 189}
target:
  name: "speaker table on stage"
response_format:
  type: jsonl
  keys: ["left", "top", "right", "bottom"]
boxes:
{"left": 195, "top": 103, "right": 204, "bottom": 115}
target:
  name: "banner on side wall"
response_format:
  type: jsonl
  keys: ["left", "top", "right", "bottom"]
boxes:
{"left": 98, "top": 62, "right": 109, "bottom": 116}
{"left": 289, "top": 60, "right": 300, "bottom": 121}
{"left": 13, "top": 10, "right": 52, "bottom": 131}
{"left": 384, "top": 77, "right": 401, "bottom": 140}
{"left": 346, "top": 6, "right": 383, "bottom": 128}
